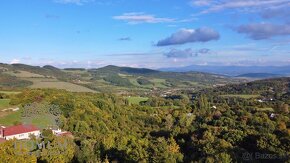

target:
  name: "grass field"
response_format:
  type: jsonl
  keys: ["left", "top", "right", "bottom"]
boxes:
{"left": 27, "top": 78, "right": 96, "bottom": 93}
{"left": 256, "top": 107, "right": 274, "bottom": 112}
{"left": 0, "top": 110, "right": 57, "bottom": 128}
{"left": 5, "top": 70, "right": 45, "bottom": 78}
{"left": 22, "top": 114, "right": 57, "bottom": 129}
{"left": 127, "top": 96, "right": 148, "bottom": 105}
{"left": 0, "top": 111, "right": 21, "bottom": 125}
{"left": 0, "top": 99, "right": 11, "bottom": 109}
{"left": 220, "top": 94, "right": 260, "bottom": 99}
{"left": 0, "top": 91, "right": 21, "bottom": 94}
{"left": 150, "top": 79, "right": 168, "bottom": 88}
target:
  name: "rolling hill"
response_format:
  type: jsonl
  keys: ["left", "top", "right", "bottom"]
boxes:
{"left": 0, "top": 63, "right": 95, "bottom": 92}
{"left": 0, "top": 63, "right": 246, "bottom": 93}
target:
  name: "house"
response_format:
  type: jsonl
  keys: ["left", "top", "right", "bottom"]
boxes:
{"left": 270, "top": 113, "right": 276, "bottom": 118}
{"left": 0, "top": 124, "right": 40, "bottom": 140}
{"left": 47, "top": 126, "right": 73, "bottom": 138}
{"left": 257, "top": 99, "right": 264, "bottom": 103}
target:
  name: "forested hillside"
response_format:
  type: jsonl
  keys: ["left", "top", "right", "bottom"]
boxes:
{"left": 0, "top": 77, "right": 289, "bottom": 162}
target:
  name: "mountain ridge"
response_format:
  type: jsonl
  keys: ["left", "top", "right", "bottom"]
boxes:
{"left": 159, "top": 65, "right": 290, "bottom": 76}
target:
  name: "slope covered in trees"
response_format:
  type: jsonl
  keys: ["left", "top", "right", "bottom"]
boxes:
{"left": 0, "top": 77, "right": 288, "bottom": 163}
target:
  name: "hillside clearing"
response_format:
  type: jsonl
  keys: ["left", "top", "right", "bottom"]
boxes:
{"left": 0, "top": 99, "right": 11, "bottom": 109}
{"left": 127, "top": 96, "right": 148, "bottom": 105}
{"left": 0, "top": 111, "right": 21, "bottom": 125}
{"left": 0, "top": 91, "right": 21, "bottom": 94}
{"left": 256, "top": 107, "right": 274, "bottom": 112}
{"left": 220, "top": 94, "right": 260, "bottom": 99}
{"left": 27, "top": 78, "right": 96, "bottom": 93}
{"left": 5, "top": 70, "right": 46, "bottom": 78}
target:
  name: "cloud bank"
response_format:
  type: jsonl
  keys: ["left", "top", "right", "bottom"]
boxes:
{"left": 163, "top": 48, "right": 211, "bottom": 58}
{"left": 157, "top": 27, "right": 220, "bottom": 46}
{"left": 190, "top": 0, "right": 290, "bottom": 14}
{"left": 235, "top": 23, "right": 290, "bottom": 40}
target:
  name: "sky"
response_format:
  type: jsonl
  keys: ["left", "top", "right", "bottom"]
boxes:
{"left": 0, "top": 0, "right": 290, "bottom": 68}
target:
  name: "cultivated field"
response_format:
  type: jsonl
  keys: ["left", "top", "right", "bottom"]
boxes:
{"left": 27, "top": 78, "right": 96, "bottom": 93}
{"left": 5, "top": 70, "right": 45, "bottom": 78}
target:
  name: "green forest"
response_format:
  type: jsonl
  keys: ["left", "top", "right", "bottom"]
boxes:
{"left": 0, "top": 77, "right": 289, "bottom": 162}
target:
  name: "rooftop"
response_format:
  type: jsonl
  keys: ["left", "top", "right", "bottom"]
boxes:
{"left": 3, "top": 124, "right": 39, "bottom": 137}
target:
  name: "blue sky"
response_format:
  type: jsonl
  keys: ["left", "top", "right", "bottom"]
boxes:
{"left": 0, "top": 0, "right": 290, "bottom": 68}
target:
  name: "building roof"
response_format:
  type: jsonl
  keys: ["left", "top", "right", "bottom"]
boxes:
{"left": 0, "top": 138, "right": 6, "bottom": 143}
{"left": 57, "top": 131, "right": 74, "bottom": 138}
{"left": 3, "top": 124, "right": 39, "bottom": 137}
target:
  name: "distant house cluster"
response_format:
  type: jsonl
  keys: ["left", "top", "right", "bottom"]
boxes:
{"left": 0, "top": 124, "right": 72, "bottom": 142}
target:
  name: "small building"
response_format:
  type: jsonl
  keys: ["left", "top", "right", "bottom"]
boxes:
{"left": 270, "top": 113, "right": 276, "bottom": 118}
{"left": 257, "top": 99, "right": 264, "bottom": 103}
{"left": 47, "top": 126, "right": 73, "bottom": 138}
{"left": 0, "top": 124, "right": 40, "bottom": 140}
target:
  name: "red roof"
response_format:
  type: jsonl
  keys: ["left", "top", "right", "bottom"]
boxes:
{"left": 0, "top": 138, "right": 6, "bottom": 143}
{"left": 3, "top": 124, "right": 39, "bottom": 137}
{"left": 58, "top": 131, "right": 73, "bottom": 137}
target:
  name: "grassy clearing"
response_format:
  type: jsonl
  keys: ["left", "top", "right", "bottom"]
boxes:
{"left": 155, "top": 106, "right": 181, "bottom": 109}
{"left": 22, "top": 114, "right": 57, "bottom": 129}
{"left": 27, "top": 78, "right": 96, "bottom": 93}
{"left": 127, "top": 96, "right": 148, "bottom": 105}
{"left": 220, "top": 94, "right": 260, "bottom": 99}
{"left": 0, "top": 91, "right": 21, "bottom": 94}
{"left": 0, "top": 99, "right": 11, "bottom": 109}
{"left": 128, "top": 78, "right": 140, "bottom": 86}
{"left": 0, "top": 111, "right": 21, "bottom": 125}
{"left": 256, "top": 107, "right": 274, "bottom": 112}
{"left": 0, "top": 111, "right": 57, "bottom": 128}
{"left": 5, "top": 70, "right": 45, "bottom": 78}
{"left": 150, "top": 78, "right": 168, "bottom": 88}
{"left": 118, "top": 73, "right": 133, "bottom": 77}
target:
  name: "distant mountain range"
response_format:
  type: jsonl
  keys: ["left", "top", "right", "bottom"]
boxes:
{"left": 236, "top": 73, "right": 284, "bottom": 79}
{"left": 159, "top": 65, "right": 290, "bottom": 77}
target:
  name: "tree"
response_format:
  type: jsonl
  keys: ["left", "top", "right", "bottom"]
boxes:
{"left": 149, "top": 137, "right": 183, "bottom": 163}
{"left": 38, "top": 136, "right": 75, "bottom": 163}
{"left": 0, "top": 140, "right": 37, "bottom": 163}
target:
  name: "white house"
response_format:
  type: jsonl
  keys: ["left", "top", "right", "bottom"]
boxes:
{"left": 50, "top": 128, "right": 73, "bottom": 137}
{"left": 0, "top": 124, "right": 40, "bottom": 140}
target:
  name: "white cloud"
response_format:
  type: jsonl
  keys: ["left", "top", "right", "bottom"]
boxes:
{"left": 54, "top": 0, "right": 93, "bottom": 5}
{"left": 190, "top": 0, "right": 290, "bottom": 14}
{"left": 10, "top": 59, "right": 21, "bottom": 64}
{"left": 190, "top": 0, "right": 212, "bottom": 6}
{"left": 113, "top": 12, "right": 175, "bottom": 24}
